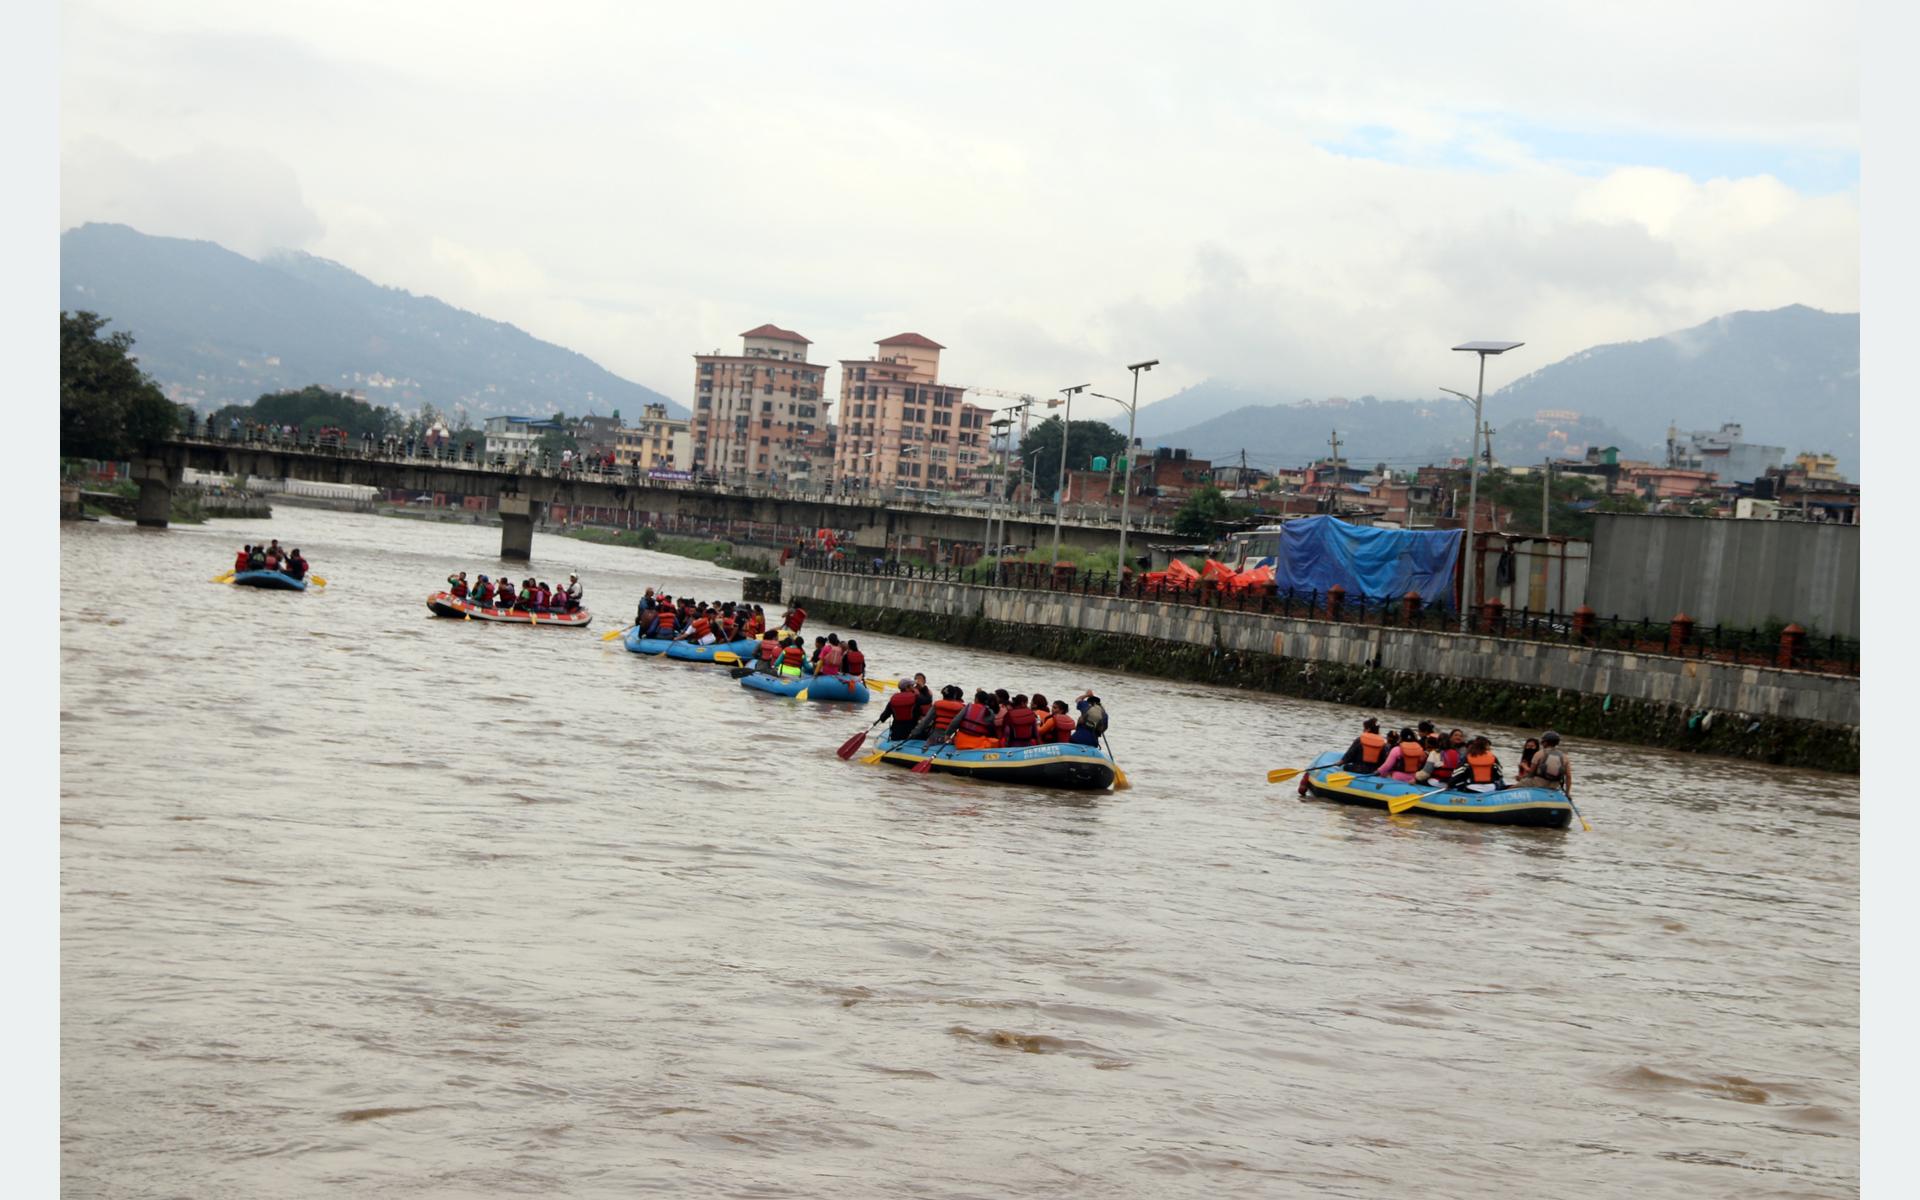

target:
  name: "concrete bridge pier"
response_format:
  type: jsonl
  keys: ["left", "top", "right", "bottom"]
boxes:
{"left": 131, "top": 457, "right": 182, "bottom": 528}
{"left": 499, "top": 495, "right": 534, "bottom": 561}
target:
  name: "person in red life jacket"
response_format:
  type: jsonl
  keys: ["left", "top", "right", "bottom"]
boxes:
{"left": 1339, "top": 718, "right": 1388, "bottom": 775}
{"left": 908, "top": 685, "right": 968, "bottom": 742}
{"left": 778, "top": 637, "right": 808, "bottom": 677}
{"left": 1001, "top": 695, "right": 1041, "bottom": 747}
{"left": 283, "top": 549, "right": 309, "bottom": 580}
{"left": 234, "top": 546, "right": 251, "bottom": 573}
{"left": 1041, "top": 700, "right": 1076, "bottom": 743}
{"left": 446, "top": 571, "right": 469, "bottom": 599}
{"left": 782, "top": 605, "right": 807, "bottom": 635}
{"left": 1450, "top": 735, "right": 1505, "bottom": 791}
{"left": 879, "top": 682, "right": 924, "bottom": 741}
{"left": 841, "top": 639, "right": 866, "bottom": 680}
{"left": 945, "top": 690, "right": 1002, "bottom": 751}
{"left": 1415, "top": 728, "right": 1466, "bottom": 787}
{"left": 1380, "top": 726, "right": 1427, "bottom": 782}
{"left": 744, "top": 607, "right": 766, "bottom": 637}
{"left": 472, "top": 575, "right": 494, "bottom": 605}
{"left": 756, "top": 631, "right": 781, "bottom": 669}
{"left": 533, "top": 581, "right": 551, "bottom": 610}
{"left": 263, "top": 545, "right": 283, "bottom": 571}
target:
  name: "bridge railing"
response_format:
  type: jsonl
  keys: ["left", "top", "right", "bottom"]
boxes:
{"left": 793, "top": 553, "right": 1860, "bottom": 677}
{"left": 166, "top": 433, "right": 1174, "bottom": 532}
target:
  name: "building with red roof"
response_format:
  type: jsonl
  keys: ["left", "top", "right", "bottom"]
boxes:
{"left": 692, "top": 325, "right": 831, "bottom": 484}
{"left": 833, "top": 333, "right": 991, "bottom": 494}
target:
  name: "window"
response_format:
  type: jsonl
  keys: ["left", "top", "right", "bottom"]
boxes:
{"left": 856, "top": 366, "right": 867, "bottom": 381}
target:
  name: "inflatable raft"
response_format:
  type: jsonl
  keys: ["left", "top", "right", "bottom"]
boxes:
{"left": 622, "top": 629, "right": 673, "bottom": 655}
{"left": 738, "top": 671, "right": 871, "bottom": 703}
{"left": 1299, "top": 751, "right": 1572, "bottom": 828}
{"left": 664, "top": 637, "right": 758, "bottom": 663}
{"left": 870, "top": 737, "right": 1119, "bottom": 791}
{"left": 232, "top": 570, "right": 307, "bottom": 591}
{"left": 426, "top": 591, "right": 592, "bottom": 627}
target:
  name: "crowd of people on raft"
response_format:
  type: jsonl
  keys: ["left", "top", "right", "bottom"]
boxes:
{"left": 232, "top": 540, "right": 310, "bottom": 580}
{"left": 1326, "top": 717, "right": 1574, "bottom": 795}
{"left": 870, "top": 680, "right": 1112, "bottom": 751}
{"left": 443, "top": 570, "right": 584, "bottom": 612}
{"left": 632, "top": 590, "right": 772, "bottom": 645}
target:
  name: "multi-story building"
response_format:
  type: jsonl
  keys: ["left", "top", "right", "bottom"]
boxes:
{"left": 832, "top": 333, "right": 991, "bottom": 493}
{"left": 1666, "top": 422, "right": 1785, "bottom": 484}
{"left": 483, "top": 415, "right": 565, "bottom": 460}
{"left": 616, "top": 403, "right": 692, "bottom": 473}
{"left": 692, "top": 325, "right": 829, "bottom": 483}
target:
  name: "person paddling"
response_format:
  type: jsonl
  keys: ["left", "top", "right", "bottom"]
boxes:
{"left": 842, "top": 639, "right": 866, "bottom": 680}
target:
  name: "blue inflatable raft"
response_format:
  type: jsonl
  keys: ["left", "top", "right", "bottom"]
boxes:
{"left": 870, "top": 737, "right": 1119, "bottom": 791}
{"left": 664, "top": 637, "right": 758, "bottom": 663}
{"left": 1299, "top": 751, "right": 1573, "bottom": 828}
{"left": 738, "top": 671, "right": 871, "bottom": 703}
{"left": 622, "top": 630, "right": 674, "bottom": 655}
{"left": 232, "top": 570, "right": 307, "bottom": 591}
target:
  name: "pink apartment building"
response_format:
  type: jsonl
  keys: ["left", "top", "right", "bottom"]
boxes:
{"left": 832, "top": 333, "right": 992, "bottom": 493}
{"left": 692, "top": 325, "right": 831, "bottom": 483}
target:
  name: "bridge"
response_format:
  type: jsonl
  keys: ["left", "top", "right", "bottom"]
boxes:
{"left": 133, "top": 437, "right": 1188, "bottom": 564}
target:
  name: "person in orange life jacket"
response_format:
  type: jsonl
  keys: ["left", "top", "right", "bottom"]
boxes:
{"left": 283, "top": 550, "right": 309, "bottom": 581}
{"left": 447, "top": 571, "right": 469, "bottom": 599}
{"left": 1379, "top": 726, "right": 1428, "bottom": 782}
{"left": 1042, "top": 700, "right": 1076, "bottom": 743}
{"left": 908, "top": 686, "right": 967, "bottom": 742}
{"left": 641, "top": 602, "right": 675, "bottom": 637}
{"left": 234, "top": 546, "right": 251, "bottom": 572}
{"left": 1514, "top": 730, "right": 1572, "bottom": 794}
{"left": 1001, "top": 695, "right": 1041, "bottom": 747}
{"left": 841, "top": 640, "right": 866, "bottom": 679}
{"left": 746, "top": 606, "right": 766, "bottom": 637}
{"left": 778, "top": 638, "right": 808, "bottom": 677}
{"left": 1340, "top": 718, "right": 1388, "bottom": 774}
{"left": 1070, "top": 690, "right": 1108, "bottom": 746}
{"left": 678, "top": 610, "right": 713, "bottom": 643}
{"left": 1450, "top": 735, "right": 1505, "bottom": 791}
{"left": 1028, "top": 692, "right": 1050, "bottom": 740}
{"left": 942, "top": 690, "right": 1001, "bottom": 751}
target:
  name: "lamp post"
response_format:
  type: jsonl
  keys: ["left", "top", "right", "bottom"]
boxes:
{"left": 987, "top": 412, "right": 1017, "bottom": 584}
{"left": 1099, "top": 358, "right": 1158, "bottom": 595}
{"left": 1050, "top": 383, "right": 1089, "bottom": 566}
{"left": 1447, "top": 341, "right": 1524, "bottom": 631}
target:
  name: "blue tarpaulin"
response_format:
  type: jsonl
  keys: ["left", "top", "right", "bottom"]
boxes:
{"left": 1270, "top": 516, "right": 1463, "bottom": 607}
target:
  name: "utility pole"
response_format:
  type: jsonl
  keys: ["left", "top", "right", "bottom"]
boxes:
{"left": 1049, "top": 383, "right": 1088, "bottom": 566}
{"left": 1541, "top": 459, "right": 1551, "bottom": 537}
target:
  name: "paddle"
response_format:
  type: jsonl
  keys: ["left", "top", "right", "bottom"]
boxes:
{"left": 601, "top": 623, "right": 638, "bottom": 642}
{"left": 836, "top": 724, "right": 875, "bottom": 760}
{"left": 309, "top": 574, "right": 328, "bottom": 588}
{"left": 712, "top": 651, "right": 741, "bottom": 665}
{"left": 1100, "top": 735, "right": 1132, "bottom": 791}
{"left": 794, "top": 686, "right": 809, "bottom": 701}
{"left": 911, "top": 740, "right": 949, "bottom": 774}
{"left": 211, "top": 570, "right": 235, "bottom": 584}
{"left": 1387, "top": 788, "right": 1446, "bottom": 814}
{"left": 1566, "top": 793, "right": 1593, "bottom": 832}
{"left": 1265, "top": 767, "right": 1305, "bottom": 784}
{"left": 860, "top": 748, "right": 887, "bottom": 765}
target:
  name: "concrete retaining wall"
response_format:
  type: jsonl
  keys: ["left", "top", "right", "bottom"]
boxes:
{"left": 787, "top": 565, "right": 1859, "bottom": 771}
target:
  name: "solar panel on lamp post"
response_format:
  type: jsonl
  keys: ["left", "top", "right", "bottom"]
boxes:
{"left": 1050, "top": 383, "right": 1089, "bottom": 568}
{"left": 1448, "top": 341, "right": 1524, "bottom": 631}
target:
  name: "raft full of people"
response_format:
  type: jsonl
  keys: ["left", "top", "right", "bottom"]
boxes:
{"left": 1283, "top": 718, "right": 1579, "bottom": 828}
{"left": 427, "top": 571, "right": 592, "bottom": 627}
{"left": 218, "top": 541, "right": 317, "bottom": 590}
{"left": 851, "top": 682, "right": 1125, "bottom": 790}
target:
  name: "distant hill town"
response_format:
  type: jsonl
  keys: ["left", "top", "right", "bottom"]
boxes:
{"left": 59, "top": 223, "right": 681, "bottom": 423}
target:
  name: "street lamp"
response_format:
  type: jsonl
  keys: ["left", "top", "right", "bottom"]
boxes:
{"left": 1448, "top": 340, "right": 1524, "bottom": 631}
{"left": 1050, "top": 383, "right": 1089, "bottom": 566}
{"left": 987, "top": 412, "right": 1017, "bottom": 584}
{"left": 1100, "top": 358, "right": 1158, "bottom": 595}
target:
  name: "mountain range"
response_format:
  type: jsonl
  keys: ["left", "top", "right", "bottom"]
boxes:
{"left": 59, "top": 223, "right": 681, "bottom": 422}
{"left": 1136, "top": 306, "right": 1859, "bottom": 478}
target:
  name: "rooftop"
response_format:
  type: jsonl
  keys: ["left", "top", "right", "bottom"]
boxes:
{"left": 876, "top": 332, "right": 946, "bottom": 350}
{"left": 740, "top": 323, "right": 810, "bottom": 344}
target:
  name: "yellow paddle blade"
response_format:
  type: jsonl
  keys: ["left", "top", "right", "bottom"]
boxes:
{"left": 601, "top": 625, "right": 630, "bottom": 642}
{"left": 794, "top": 688, "right": 809, "bottom": 701}
{"left": 528, "top": 611, "right": 537, "bottom": 624}
{"left": 1265, "top": 767, "right": 1303, "bottom": 784}
{"left": 712, "top": 651, "right": 740, "bottom": 664}
{"left": 210, "top": 571, "right": 234, "bottom": 583}
{"left": 1387, "top": 793, "right": 1420, "bottom": 814}
{"left": 1111, "top": 766, "right": 1132, "bottom": 791}
{"left": 860, "top": 749, "right": 887, "bottom": 765}
{"left": 464, "top": 613, "right": 471, "bottom": 621}
{"left": 1322, "top": 772, "right": 1355, "bottom": 787}
{"left": 867, "top": 677, "right": 900, "bottom": 689}
{"left": 309, "top": 574, "right": 328, "bottom": 587}
{"left": 866, "top": 679, "right": 889, "bottom": 693}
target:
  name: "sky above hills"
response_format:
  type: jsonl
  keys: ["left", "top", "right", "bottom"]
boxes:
{"left": 59, "top": 1, "right": 1859, "bottom": 411}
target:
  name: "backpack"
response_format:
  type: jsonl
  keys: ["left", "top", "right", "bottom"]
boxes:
{"left": 1083, "top": 703, "right": 1109, "bottom": 735}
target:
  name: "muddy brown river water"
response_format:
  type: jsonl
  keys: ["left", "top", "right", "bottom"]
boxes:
{"left": 60, "top": 509, "right": 1858, "bottom": 1197}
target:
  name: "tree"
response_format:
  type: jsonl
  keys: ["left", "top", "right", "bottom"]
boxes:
{"left": 209, "top": 385, "right": 404, "bottom": 439}
{"left": 61, "top": 311, "right": 179, "bottom": 459}
{"left": 1173, "top": 484, "right": 1252, "bottom": 539}
{"left": 1018, "top": 416, "right": 1128, "bottom": 500}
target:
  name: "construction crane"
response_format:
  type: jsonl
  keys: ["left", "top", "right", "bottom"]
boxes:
{"left": 964, "top": 387, "right": 1040, "bottom": 443}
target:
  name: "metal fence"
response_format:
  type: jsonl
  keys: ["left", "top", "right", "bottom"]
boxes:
{"left": 796, "top": 553, "right": 1860, "bottom": 676}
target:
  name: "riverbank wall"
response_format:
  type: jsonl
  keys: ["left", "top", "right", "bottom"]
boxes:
{"left": 784, "top": 564, "right": 1859, "bottom": 772}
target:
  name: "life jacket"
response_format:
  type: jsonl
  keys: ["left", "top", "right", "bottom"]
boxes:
{"left": 931, "top": 698, "right": 964, "bottom": 731}
{"left": 955, "top": 702, "right": 995, "bottom": 738}
{"left": 886, "top": 689, "right": 919, "bottom": 724}
{"left": 758, "top": 637, "right": 780, "bottom": 662}
{"left": 843, "top": 650, "right": 865, "bottom": 677}
{"left": 1533, "top": 749, "right": 1567, "bottom": 783}
{"left": 1398, "top": 741, "right": 1427, "bottom": 773}
{"left": 655, "top": 609, "right": 676, "bottom": 633}
{"left": 1049, "top": 713, "right": 1075, "bottom": 743}
{"left": 536, "top": 587, "right": 551, "bottom": 609}
{"left": 1003, "top": 706, "right": 1039, "bottom": 746}
{"left": 1427, "top": 747, "right": 1459, "bottom": 781}
{"left": 745, "top": 614, "right": 764, "bottom": 636}
{"left": 1467, "top": 750, "right": 1498, "bottom": 784}
{"left": 234, "top": 551, "right": 249, "bottom": 571}
{"left": 449, "top": 578, "right": 468, "bottom": 598}
{"left": 474, "top": 583, "right": 493, "bottom": 604}
{"left": 690, "top": 617, "right": 711, "bottom": 640}
{"left": 1358, "top": 731, "right": 1386, "bottom": 764}
{"left": 784, "top": 609, "right": 806, "bottom": 633}
{"left": 781, "top": 644, "right": 806, "bottom": 669}
{"left": 818, "top": 647, "right": 843, "bottom": 675}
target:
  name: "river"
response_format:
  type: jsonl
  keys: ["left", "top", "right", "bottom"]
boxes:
{"left": 59, "top": 507, "right": 1858, "bottom": 1198}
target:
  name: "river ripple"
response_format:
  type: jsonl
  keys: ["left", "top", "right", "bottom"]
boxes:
{"left": 60, "top": 508, "right": 1858, "bottom": 1197}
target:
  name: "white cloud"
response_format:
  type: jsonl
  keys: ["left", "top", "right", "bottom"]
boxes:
{"left": 58, "top": 0, "right": 1858, "bottom": 408}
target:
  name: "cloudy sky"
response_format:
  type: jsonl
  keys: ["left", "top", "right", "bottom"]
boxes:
{"left": 59, "top": 0, "right": 1858, "bottom": 411}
